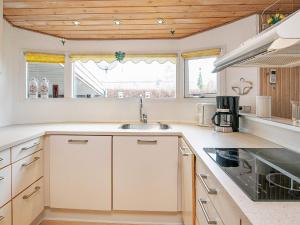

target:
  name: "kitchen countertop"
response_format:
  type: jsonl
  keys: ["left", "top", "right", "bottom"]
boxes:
{"left": 0, "top": 122, "right": 299, "bottom": 225}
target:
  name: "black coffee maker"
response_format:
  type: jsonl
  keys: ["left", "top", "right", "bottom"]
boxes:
{"left": 212, "top": 96, "right": 240, "bottom": 132}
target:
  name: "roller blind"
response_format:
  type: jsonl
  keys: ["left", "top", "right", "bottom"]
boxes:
{"left": 181, "top": 48, "right": 221, "bottom": 59}
{"left": 25, "top": 52, "right": 65, "bottom": 64}
{"left": 70, "top": 53, "right": 177, "bottom": 64}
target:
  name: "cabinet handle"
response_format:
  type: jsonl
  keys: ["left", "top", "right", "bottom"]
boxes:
{"left": 21, "top": 142, "right": 40, "bottom": 151}
{"left": 22, "top": 157, "right": 40, "bottom": 167}
{"left": 0, "top": 177, "right": 4, "bottom": 181}
{"left": 198, "top": 199, "right": 217, "bottom": 224}
{"left": 0, "top": 216, "right": 5, "bottom": 221}
{"left": 23, "top": 186, "right": 41, "bottom": 200}
{"left": 196, "top": 174, "right": 217, "bottom": 195}
{"left": 179, "top": 146, "right": 193, "bottom": 156}
{"left": 137, "top": 140, "right": 157, "bottom": 145}
{"left": 68, "top": 139, "right": 88, "bottom": 144}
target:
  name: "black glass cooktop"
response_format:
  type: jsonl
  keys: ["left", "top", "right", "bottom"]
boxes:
{"left": 204, "top": 148, "right": 300, "bottom": 201}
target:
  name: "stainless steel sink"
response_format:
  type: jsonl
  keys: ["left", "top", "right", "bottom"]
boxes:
{"left": 120, "top": 123, "right": 170, "bottom": 130}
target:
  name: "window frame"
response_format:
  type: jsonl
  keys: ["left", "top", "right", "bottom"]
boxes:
{"left": 25, "top": 52, "right": 66, "bottom": 99}
{"left": 184, "top": 55, "right": 219, "bottom": 99}
{"left": 70, "top": 54, "right": 178, "bottom": 99}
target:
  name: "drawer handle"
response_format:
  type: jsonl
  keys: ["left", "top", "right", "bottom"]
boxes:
{"left": 179, "top": 146, "right": 193, "bottom": 156}
{"left": 0, "top": 216, "right": 5, "bottom": 221}
{"left": 0, "top": 177, "right": 4, "bottom": 181}
{"left": 23, "top": 186, "right": 41, "bottom": 200}
{"left": 21, "top": 142, "right": 40, "bottom": 151}
{"left": 22, "top": 157, "right": 40, "bottom": 167}
{"left": 68, "top": 139, "right": 88, "bottom": 144}
{"left": 198, "top": 199, "right": 217, "bottom": 224}
{"left": 197, "top": 174, "right": 217, "bottom": 195}
{"left": 137, "top": 140, "right": 157, "bottom": 145}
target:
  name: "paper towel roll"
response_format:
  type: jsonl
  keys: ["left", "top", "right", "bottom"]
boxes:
{"left": 256, "top": 96, "right": 272, "bottom": 118}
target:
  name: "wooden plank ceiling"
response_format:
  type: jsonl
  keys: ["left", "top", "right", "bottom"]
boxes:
{"left": 3, "top": 0, "right": 300, "bottom": 40}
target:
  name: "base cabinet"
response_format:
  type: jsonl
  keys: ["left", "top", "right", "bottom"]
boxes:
{"left": 113, "top": 136, "right": 178, "bottom": 212}
{"left": 49, "top": 135, "right": 112, "bottom": 210}
{"left": 0, "top": 202, "right": 11, "bottom": 225}
{"left": 13, "top": 179, "right": 44, "bottom": 225}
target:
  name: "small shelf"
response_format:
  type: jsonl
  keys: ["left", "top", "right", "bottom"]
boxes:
{"left": 241, "top": 113, "right": 300, "bottom": 133}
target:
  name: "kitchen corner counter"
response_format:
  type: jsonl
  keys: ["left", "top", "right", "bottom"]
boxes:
{"left": 0, "top": 123, "right": 299, "bottom": 225}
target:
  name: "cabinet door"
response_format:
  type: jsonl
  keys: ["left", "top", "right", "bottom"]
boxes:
{"left": 49, "top": 135, "right": 111, "bottom": 210}
{"left": 179, "top": 141, "right": 195, "bottom": 225}
{"left": 113, "top": 136, "right": 178, "bottom": 211}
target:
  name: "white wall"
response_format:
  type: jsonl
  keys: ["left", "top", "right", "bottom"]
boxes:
{"left": 2, "top": 15, "right": 259, "bottom": 125}
{"left": 0, "top": 0, "right": 14, "bottom": 127}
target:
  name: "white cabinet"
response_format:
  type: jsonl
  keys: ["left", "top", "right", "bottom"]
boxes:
{"left": 0, "top": 148, "right": 10, "bottom": 169}
{"left": 13, "top": 178, "right": 44, "bottom": 225}
{"left": 179, "top": 139, "right": 195, "bottom": 225}
{"left": 49, "top": 135, "right": 112, "bottom": 210}
{"left": 0, "top": 202, "right": 12, "bottom": 225}
{"left": 12, "top": 151, "right": 43, "bottom": 197}
{"left": 0, "top": 166, "right": 11, "bottom": 207}
{"left": 113, "top": 136, "right": 178, "bottom": 211}
{"left": 12, "top": 138, "right": 42, "bottom": 163}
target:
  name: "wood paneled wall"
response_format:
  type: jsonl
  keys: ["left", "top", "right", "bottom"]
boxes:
{"left": 260, "top": 67, "right": 300, "bottom": 119}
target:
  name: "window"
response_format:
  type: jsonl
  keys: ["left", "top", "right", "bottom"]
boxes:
{"left": 183, "top": 49, "right": 220, "bottom": 98}
{"left": 71, "top": 54, "right": 177, "bottom": 99}
{"left": 26, "top": 53, "right": 65, "bottom": 98}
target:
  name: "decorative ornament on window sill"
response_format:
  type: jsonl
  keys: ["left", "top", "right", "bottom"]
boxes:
{"left": 231, "top": 77, "right": 253, "bottom": 96}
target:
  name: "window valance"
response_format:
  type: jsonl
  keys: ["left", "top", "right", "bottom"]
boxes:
{"left": 181, "top": 48, "right": 221, "bottom": 59}
{"left": 69, "top": 54, "right": 177, "bottom": 64}
{"left": 25, "top": 52, "right": 65, "bottom": 64}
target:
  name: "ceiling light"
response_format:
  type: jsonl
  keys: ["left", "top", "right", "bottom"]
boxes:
{"left": 113, "top": 20, "right": 121, "bottom": 25}
{"left": 157, "top": 18, "right": 165, "bottom": 24}
{"left": 73, "top": 21, "right": 80, "bottom": 26}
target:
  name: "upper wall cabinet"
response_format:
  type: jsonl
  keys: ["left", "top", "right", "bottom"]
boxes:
{"left": 113, "top": 136, "right": 178, "bottom": 212}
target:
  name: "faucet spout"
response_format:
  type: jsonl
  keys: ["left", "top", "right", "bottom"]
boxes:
{"left": 139, "top": 95, "right": 147, "bottom": 123}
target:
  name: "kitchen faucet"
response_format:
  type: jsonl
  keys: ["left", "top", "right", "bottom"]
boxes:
{"left": 139, "top": 95, "right": 148, "bottom": 123}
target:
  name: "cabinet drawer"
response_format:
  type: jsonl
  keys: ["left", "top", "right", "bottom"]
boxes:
{"left": 12, "top": 151, "right": 43, "bottom": 197}
{"left": 196, "top": 178, "right": 224, "bottom": 225}
{"left": 0, "top": 166, "right": 11, "bottom": 207}
{"left": 0, "top": 202, "right": 12, "bottom": 225}
{"left": 12, "top": 138, "right": 42, "bottom": 163}
{"left": 0, "top": 149, "right": 10, "bottom": 169}
{"left": 13, "top": 179, "right": 44, "bottom": 225}
{"left": 196, "top": 158, "right": 243, "bottom": 225}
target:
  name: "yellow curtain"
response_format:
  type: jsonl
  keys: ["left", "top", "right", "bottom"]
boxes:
{"left": 25, "top": 52, "right": 65, "bottom": 64}
{"left": 69, "top": 53, "right": 177, "bottom": 64}
{"left": 181, "top": 48, "right": 221, "bottom": 59}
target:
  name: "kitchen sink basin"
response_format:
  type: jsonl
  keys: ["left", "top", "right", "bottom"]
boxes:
{"left": 120, "top": 123, "right": 170, "bottom": 130}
